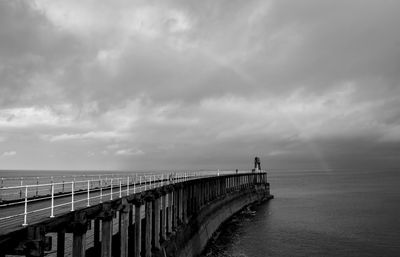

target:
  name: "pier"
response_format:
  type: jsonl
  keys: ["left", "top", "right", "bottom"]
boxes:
{"left": 0, "top": 171, "right": 272, "bottom": 257}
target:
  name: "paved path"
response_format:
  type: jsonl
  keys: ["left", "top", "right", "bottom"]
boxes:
{"left": 0, "top": 181, "right": 166, "bottom": 236}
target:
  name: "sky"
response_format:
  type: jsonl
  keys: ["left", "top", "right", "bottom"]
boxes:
{"left": 0, "top": 0, "right": 400, "bottom": 171}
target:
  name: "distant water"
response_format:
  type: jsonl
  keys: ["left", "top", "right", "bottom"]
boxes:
{"left": 204, "top": 169, "right": 400, "bottom": 257}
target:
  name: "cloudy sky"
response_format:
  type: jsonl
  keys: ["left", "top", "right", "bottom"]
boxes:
{"left": 1, "top": 0, "right": 399, "bottom": 171}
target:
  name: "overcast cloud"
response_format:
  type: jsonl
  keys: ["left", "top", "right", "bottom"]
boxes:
{"left": 1, "top": 0, "right": 399, "bottom": 171}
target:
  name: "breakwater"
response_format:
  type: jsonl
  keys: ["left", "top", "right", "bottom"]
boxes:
{"left": 0, "top": 172, "right": 272, "bottom": 257}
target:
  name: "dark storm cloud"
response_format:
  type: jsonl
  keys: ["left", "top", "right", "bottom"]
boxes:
{"left": 0, "top": 0, "right": 399, "bottom": 170}
{"left": 0, "top": 1, "right": 88, "bottom": 108}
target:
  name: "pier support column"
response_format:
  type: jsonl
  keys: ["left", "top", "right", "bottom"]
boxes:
{"left": 25, "top": 226, "right": 46, "bottom": 257}
{"left": 207, "top": 181, "right": 210, "bottom": 202}
{"left": 101, "top": 211, "right": 113, "bottom": 257}
{"left": 201, "top": 182, "right": 204, "bottom": 206}
{"left": 145, "top": 198, "right": 153, "bottom": 257}
{"left": 182, "top": 186, "right": 187, "bottom": 224}
{"left": 57, "top": 229, "right": 65, "bottom": 257}
{"left": 72, "top": 225, "right": 87, "bottom": 257}
{"left": 173, "top": 189, "right": 178, "bottom": 230}
{"left": 71, "top": 212, "right": 88, "bottom": 257}
{"left": 134, "top": 203, "right": 142, "bottom": 257}
{"left": 119, "top": 201, "right": 130, "bottom": 257}
{"left": 93, "top": 219, "right": 100, "bottom": 255}
{"left": 167, "top": 191, "right": 173, "bottom": 234}
{"left": 153, "top": 195, "right": 161, "bottom": 249}
{"left": 160, "top": 192, "right": 167, "bottom": 241}
{"left": 179, "top": 187, "right": 183, "bottom": 224}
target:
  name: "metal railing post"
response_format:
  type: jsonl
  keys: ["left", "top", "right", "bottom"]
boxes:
{"left": 100, "top": 179, "right": 103, "bottom": 203}
{"left": 133, "top": 176, "right": 136, "bottom": 194}
{"left": 127, "top": 176, "right": 130, "bottom": 195}
{"left": 0, "top": 177, "right": 3, "bottom": 201}
{"left": 110, "top": 178, "right": 113, "bottom": 200}
{"left": 119, "top": 178, "right": 122, "bottom": 198}
{"left": 50, "top": 182, "right": 55, "bottom": 218}
{"left": 87, "top": 180, "right": 90, "bottom": 207}
{"left": 50, "top": 176, "right": 53, "bottom": 194}
{"left": 20, "top": 177, "right": 23, "bottom": 199}
{"left": 150, "top": 175, "right": 152, "bottom": 189}
{"left": 71, "top": 181, "right": 75, "bottom": 212}
{"left": 62, "top": 176, "right": 65, "bottom": 193}
{"left": 36, "top": 177, "right": 39, "bottom": 196}
{"left": 22, "top": 186, "right": 28, "bottom": 226}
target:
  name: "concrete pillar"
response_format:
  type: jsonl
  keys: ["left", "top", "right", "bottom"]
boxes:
{"left": 185, "top": 186, "right": 189, "bottom": 222}
{"left": 57, "top": 229, "right": 65, "bottom": 257}
{"left": 25, "top": 226, "right": 45, "bottom": 257}
{"left": 182, "top": 186, "right": 187, "bottom": 224}
{"left": 153, "top": 197, "right": 160, "bottom": 249}
{"left": 145, "top": 200, "right": 152, "bottom": 257}
{"left": 160, "top": 193, "right": 167, "bottom": 240}
{"left": 186, "top": 185, "right": 190, "bottom": 217}
{"left": 72, "top": 226, "right": 87, "bottom": 257}
{"left": 213, "top": 180, "right": 216, "bottom": 199}
{"left": 179, "top": 187, "right": 183, "bottom": 224}
{"left": 203, "top": 182, "right": 206, "bottom": 204}
{"left": 204, "top": 181, "right": 208, "bottom": 203}
{"left": 190, "top": 184, "right": 194, "bottom": 214}
{"left": 93, "top": 219, "right": 100, "bottom": 255}
{"left": 234, "top": 176, "right": 237, "bottom": 190}
{"left": 176, "top": 187, "right": 181, "bottom": 225}
{"left": 194, "top": 184, "right": 198, "bottom": 212}
{"left": 167, "top": 192, "right": 173, "bottom": 234}
{"left": 217, "top": 179, "right": 220, "bottom": 196}
{"left": 101, "top": 217, "right": 113, "bottom": 257}
{"left": 211, "top": 180, "right": 214, "bottom": 199}
{"left": 203, "top": 182, "right": 206, "bottom": 203}
{"left": 173, "top": 189, "right": 178, "bottom": 230}
{"left": 207, "top": 181, "right": 210, "bottom": 202}
{"left": 120, "top": 205, "right": 129, "bottom": 257}
{"left": 210, "top": 180, "right": 213, "bottom": 200}
{"left": 176, "top": 188, "right": 181, "bottom": 225}
{"left": 199, "top": 183, "right": 203, "bottom": 207}
{"left": 235, "top": 176, "right": 239, "bottom": 191}
{"left": 224, "top": 177, "right": 227, "bottom": 194}
{"left": 217, "top": 179, "right": 220, "bottom": 197}
{"left": 190, "top": 184, "right": 195, "bottom": 214}
{"left": 134, "top": 204, "right": 141, "bottom": 257}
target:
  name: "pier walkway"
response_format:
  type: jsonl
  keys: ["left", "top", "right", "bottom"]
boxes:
{"left": 0, "top": 172, "right": 202, "bottom": 234}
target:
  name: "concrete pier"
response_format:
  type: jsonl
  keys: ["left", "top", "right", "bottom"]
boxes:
{"left": 0, "top": 172, "right": 272, "bottom": 257}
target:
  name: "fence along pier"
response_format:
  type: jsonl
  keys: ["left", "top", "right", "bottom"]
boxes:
{"left": 0, "top": 171, "right": 272, "bottom": 257}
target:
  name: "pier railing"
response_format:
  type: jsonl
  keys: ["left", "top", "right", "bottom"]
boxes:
{"left": 0, "top": 171, "right": 258, "bottom": 228}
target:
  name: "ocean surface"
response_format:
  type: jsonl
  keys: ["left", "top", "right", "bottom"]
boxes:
{"left": 203, "top": 169, "right": 400, "bottom": 257}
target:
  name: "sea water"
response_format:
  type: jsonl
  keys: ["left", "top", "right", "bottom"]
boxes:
{"left": 204, "top": 169, "right": 400, "bottom": 257}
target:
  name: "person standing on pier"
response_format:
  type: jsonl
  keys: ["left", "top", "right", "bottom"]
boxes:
{"left": 254, "top": 156, "right": 261, "bottom": 172}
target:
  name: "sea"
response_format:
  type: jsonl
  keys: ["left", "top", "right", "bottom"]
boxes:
{"left": 203, "top": 169, "right": 400, "bottom": 257}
